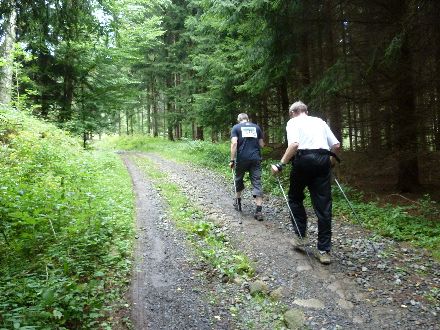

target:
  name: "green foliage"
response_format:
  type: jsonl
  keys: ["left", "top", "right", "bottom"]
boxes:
{"left": 332, "top": 184, "right": 440, "bottom": 259}
{"left": 308, "top": 59, "right": 352, "bottom": 112}
{"left": 101, "top": 135, "right": 231, "bottom": 171}
{"left": 417, "top": 194, "right": 440, "bottom": 221}
{"left": 10, "top": 44, "right": 39, "bottom": 112}
{"left": 0, "top": 109, "right": 134, "bottom": 328}
{"left": 383, "top": 32, "right": 404, "bottom": 67}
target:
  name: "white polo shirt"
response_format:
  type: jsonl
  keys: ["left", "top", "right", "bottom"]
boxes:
{"left": 286, "top": 115, "right": 339, "bottom": 150}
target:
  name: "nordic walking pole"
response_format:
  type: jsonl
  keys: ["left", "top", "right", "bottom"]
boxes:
{"left": 231, "top": 167, "right": 240, "bottom": 209}
{"left": 275, "top": 176, "right": 314, "bottom": 267}
{"left": 334, "top": 178, "right": 377, "bottom": 253}
{"left": 231, "top": 167, "right": 242, "bottom": 223}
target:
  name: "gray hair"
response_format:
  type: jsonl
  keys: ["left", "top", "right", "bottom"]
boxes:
{"left": 289, "top": 101, "right": 308, "bottom": 114}
{"left": 237, "top": 113, "right": 249, "bottom": 122}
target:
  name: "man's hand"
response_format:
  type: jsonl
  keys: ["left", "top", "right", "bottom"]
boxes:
{"left": 330, "top": 156, "right": 337, "bottom": 168}
{"left": 271, "top": 162, "right": 284, "bottom": 175}
{"left": 229, "top": 160, "right": 235, "bottom": 169}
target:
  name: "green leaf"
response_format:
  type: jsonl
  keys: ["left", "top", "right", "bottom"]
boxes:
{"left": 53, "top": 309, "right": 63, "bottom": 319}
{"left": 41, "top": 288, "right": 56, "bottom": 306}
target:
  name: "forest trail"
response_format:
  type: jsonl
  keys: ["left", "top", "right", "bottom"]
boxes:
{"left": 122, "top": 152, "right": 439, "bottom": 329}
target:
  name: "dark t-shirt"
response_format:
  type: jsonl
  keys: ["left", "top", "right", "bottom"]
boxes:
{"left": 231, "top": 122, "right": 263, "bottom": 162}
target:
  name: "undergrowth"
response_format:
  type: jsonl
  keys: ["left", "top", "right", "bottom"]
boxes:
{"left": 102, "top": 135, "right": 440, "bottom": 260}
{"left": 0, "top": 110, "right": 134, "bottom": 329}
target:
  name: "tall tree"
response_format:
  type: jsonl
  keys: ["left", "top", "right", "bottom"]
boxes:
{"left": 0, "top": 1, "right": 17, "bottom": 107}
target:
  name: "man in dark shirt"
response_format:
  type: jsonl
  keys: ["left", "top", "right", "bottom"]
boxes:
{"left": 230, "top": 113, "right": 264, "bottom": 220}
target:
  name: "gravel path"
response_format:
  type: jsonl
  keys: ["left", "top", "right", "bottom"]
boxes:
{"left": 123, "top": 155, "right": 234, "bottom": 329}
{"left": 123, "top": 152, "right": 439, "bottom": 329}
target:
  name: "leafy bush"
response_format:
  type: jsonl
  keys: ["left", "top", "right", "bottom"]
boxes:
{"left": 0, "top": 110, "right": 134, "bottom": 329}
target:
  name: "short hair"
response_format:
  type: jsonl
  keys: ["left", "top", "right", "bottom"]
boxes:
{"left": 237, "top": 113, "right": 249, "bottom": 122}
{"left": 289, "top": 101, "right": 308, "bottom": 114}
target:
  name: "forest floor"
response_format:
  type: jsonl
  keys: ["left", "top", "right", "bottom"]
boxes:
{"left": 119, "top": 152, "right": 439, "bottom": 329}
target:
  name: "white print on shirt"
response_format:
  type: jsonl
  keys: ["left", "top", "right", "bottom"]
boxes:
{"left": 241, "top": 126, "right": 258, "bottom": 138}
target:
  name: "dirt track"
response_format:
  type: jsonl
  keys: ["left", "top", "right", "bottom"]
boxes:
{"left": 122, "top": 152, "right": 439, "bottom": 329}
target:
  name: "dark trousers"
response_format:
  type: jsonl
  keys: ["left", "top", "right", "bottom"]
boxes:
{"left": 235, "top": 160, "right": 263, "bottom": 197}
{"left": 288, "top": 153, "right": 332, "bottom": 251}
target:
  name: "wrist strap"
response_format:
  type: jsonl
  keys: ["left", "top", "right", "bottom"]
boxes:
{"left": 275, "top": 162, "right": 285, "bottom": 171}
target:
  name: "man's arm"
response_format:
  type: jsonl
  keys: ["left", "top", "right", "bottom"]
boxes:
{"left": 331, "top": 143, "right": 340, "bottom": 155}
{"left": 230, "top": 137, "right": 238, "bottom": 160}
{"left": 271, "top": 142, "right": 299, "bottom": 174}
{"left": 259, "top": 139, "right": 264, "bottom": 148}
{"left": 330, "top": 142, "right": 340, "bottom": 167}
{"left": 281, "top": 142, "right": 298, "bottom": 164}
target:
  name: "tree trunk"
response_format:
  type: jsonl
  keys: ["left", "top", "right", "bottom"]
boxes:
{"left": 211, "top": 129, "right": 218, "bottom": 143}
{"left": 279, "top": 77, "right": 290, "bottom": 116}
{"left": 167, "top": 124, "right": 174, "bottom": 141}
{"left": 37, "top": 3, "right": 52, "bottom": 118}
{"left": 394, "top": 32, "right": 419, "bottom": 192}
{"left": 353, "top": 105, "right": 358, "bottom": 150}
{"left": 166, "top": 99, "right": 174, "bottom": 141}
{"left": 38, "top": 53, "right": 52, "bottom": 118}
{"left": 0, "top": 4, "right": 17, "bottom": 107}
{"left": 359, "top": 105, "right": 366, "bottom": 150}
{"left": 369, "top": 101, "right": 381, "bottom": 149}
{"left": 118, "top": 111, "right": 121, "bottom": 135}
{"left": 60, "top": 66, "right": 74, "bottom": 122}
{"left": 152, "top": 81, "right": 159, "bottom": 137}
{"left": 141, "top": 108, "right": 144, "bottom": 134}
{"left": 153, "top": 102, "right": 158, "bottom": 137}
{"left": 196, "top": 126, "right": 204, "bottom": 140}
{"left": 261, "top": 95, "right": 269, "bottom": 144}
{"left": 125, "top": 110, "right": 129, "bottom": 135}
{"left": 146, "top": 89, "right": 151, "bottom": 135}
{"left": 347, "top": 102, "right": 353, "bottom": 151}
{"left": 324, "top": 0, "right": 342, "bottom": 144}
{"left": 435, "top": 31, "right": 440, "bottom": 150}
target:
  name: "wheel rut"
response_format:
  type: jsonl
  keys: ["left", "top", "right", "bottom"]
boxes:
{"left": 123, "top": 155, "right": 231, "bottom": 330}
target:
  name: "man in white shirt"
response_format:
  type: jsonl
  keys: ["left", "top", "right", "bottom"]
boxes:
{"left": 271, "top": 101, "right": 340, "bottom": 264}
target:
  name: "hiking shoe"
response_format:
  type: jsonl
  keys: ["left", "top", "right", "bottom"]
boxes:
{"left": 318, "top": 250, "right": 331, "bottom": 265}
{"left": 233, "top": 199, "right": 242, "bottom": 211}
{"left": 254, "top": 211, "right": 263, "bottom": 221}
{"left": 290, "top": 236, "right": 309, "bottom": 252}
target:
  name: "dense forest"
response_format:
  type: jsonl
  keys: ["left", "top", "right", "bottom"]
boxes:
{"left": 2, "top": 2, "right": 440, "bottom": 328}
{"left": 1, "top": 0, "right": 440, "bottom": 193}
